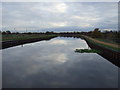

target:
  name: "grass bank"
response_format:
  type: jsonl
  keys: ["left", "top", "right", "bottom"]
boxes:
{"left": 1, "top": 34, "right": 57, "bottom": 41}
{"left": 82, "top": 35, "right": 120, "bottom": 52}
{"left": 1, "top": 34, "right": 57, "bottom": 49}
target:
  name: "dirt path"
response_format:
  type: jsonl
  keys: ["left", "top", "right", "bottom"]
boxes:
{"left": 84, "top": 36, "right": 120, "bottom": 49}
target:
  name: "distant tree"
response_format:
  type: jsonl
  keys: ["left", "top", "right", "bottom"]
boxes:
{"left": 2, "top": 31, "right": 6, "bottom": 34}
{"left": 45, "top": 31, "right": 54, "bottom": 34}
{"left": 16, "top": 32, "right": 20, "bottom": 34}
{"left": 50, "top": 31, "right": 54, "bottom": 34}
{"left": 46, "top": 31, "right": 50, "bottom": 34}
{"left": 92, "top": 28, "right": 102, "bottom": 38}
{"left": 6, "top": 30, "right": 11, "bottom": 34}
{"left": 28, "top": 32, "right": 32, "bottom": 34}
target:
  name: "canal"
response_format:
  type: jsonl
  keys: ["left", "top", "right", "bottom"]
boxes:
{"left": 2, "top": 37, "right": 118, "bottom": 88}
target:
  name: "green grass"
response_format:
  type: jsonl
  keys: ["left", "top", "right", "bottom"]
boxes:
{"left": 75, "top": 49, "right": 101, "bottom": 53}
{"left": 95, "top": 38, "right": 119, "bottom": 45}
{"left": 1, "top": 34, "right": 57, "bottom": 41}
{"left": 86, "top": 38, "right": 120, "bottom": 52}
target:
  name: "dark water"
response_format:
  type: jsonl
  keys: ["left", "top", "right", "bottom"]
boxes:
{"left": 2, "top": 37, "right": 118, "bottom": 88}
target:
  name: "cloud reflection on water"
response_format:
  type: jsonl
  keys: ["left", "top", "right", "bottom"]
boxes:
{"left": 2, "top": 37, "right": 118, "bottom": 88}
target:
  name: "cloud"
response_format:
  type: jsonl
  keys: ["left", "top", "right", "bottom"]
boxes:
{"left": 2, "top": 2, "right": 118, "bottom": 32}
{"left": 71, "top": 16, "right": 100, "bottom": 21}
{"left": 1, "top": 0, "right": 120, "bottom": 2}
{"left": 0, "top": 3, "right": 2, "bottom": 29}
{"left": 80, "top": 24, "right": 94, "bottom": 28}
{"left": 30, "top": 3, "right": 68, "bottom": 13}
{"left": 50, "top": 22, "right": 67, "bottom": 27}
{"left": 55, "top": 3, "right": 67, "bottom": 13}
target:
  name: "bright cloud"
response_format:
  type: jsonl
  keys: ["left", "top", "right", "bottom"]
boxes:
{"left": 80, "top": 24, "right": 94, "bottom": 28}
{"left": 71, "top": 16, "right": 100, "bottom": 21}
{"left": 30, "top": 3, "right": 67, "bottom": 13}
{"left": 50, "top": 22, "right": 67, "bottom": 27}
{"left": 55, "top": 3, "right": 67, "bottom": 13}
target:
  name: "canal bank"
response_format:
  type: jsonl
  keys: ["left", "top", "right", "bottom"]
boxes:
{"left": 1, "top": 34, "right": 120, "bottom": 67}
{"left": 81, "top": 35, "right": 120, "bottom": 67}
{"left": 1, "top": 35, "right": 57, "bottom": 49}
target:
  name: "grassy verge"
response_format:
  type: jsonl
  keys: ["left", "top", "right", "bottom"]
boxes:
{"left": 94, "top": 38, "right": 119, "bottom": 45}
{"left": 1, "top": 34, "right": 57, "bottom": 41}
{"left": 82, "top": 35, "right": 120, "bottom": 52}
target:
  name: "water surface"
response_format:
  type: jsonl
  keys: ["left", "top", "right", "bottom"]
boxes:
{"left": 2, "top": 37, "right": 118, "bottom": 88}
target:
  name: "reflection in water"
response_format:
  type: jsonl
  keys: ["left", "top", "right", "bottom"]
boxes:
{"left": 21, "top": 44, "right": 24, "bottom": 47}
{"left": 2, "top": 37, "right": 118, "bottom": 88}
{"left": 50, "top": 40, "right": 68, "bottom": 45}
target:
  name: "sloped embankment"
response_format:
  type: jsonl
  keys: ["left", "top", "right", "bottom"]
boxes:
{"left": 1, "top": 35, "right": 57, "bottom": 49}
{"left": 82, "top": 35, "right": 120, "bottom": 67}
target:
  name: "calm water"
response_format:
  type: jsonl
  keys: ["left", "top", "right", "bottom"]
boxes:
{"left": 2, "top": 37, "right": 118, "bottom": 88}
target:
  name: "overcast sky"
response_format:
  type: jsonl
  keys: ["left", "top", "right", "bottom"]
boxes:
{"left": 2, "top": 2, "right": 118, "bottom": 32}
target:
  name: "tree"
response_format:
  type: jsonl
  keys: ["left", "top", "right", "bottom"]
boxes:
{"left": 92, "top": 28, "right": 102, "bottom": 38}
{"left": 6, "top": 30, "right": 11, "bottom": 34}
{"left": 2, "top": 31, "right": 6, "bottom": 34}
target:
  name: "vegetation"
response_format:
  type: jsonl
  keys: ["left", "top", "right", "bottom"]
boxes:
{"left": 84, "top": 28, "right": 120, "bottom": 45}
{"left": 0, "top": 31, "right": 57, "bottom": 41}
{"left": 0, "top": 29, "right": 119, "bottom": 51}
{"left": 2, "top": 34, "right": 57, "bottom": 41}
{"left": 91, "top": 28, "right": 102, "bottom": 38}
{"left": 75, "top": 49, "right": 101, "bottom": 53}
{"left": 82, "top": 35, "right": 120, "bottom": 52}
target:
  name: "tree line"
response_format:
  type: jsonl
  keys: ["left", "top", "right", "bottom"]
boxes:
{"left": 82, "top": 28, "right": 120, "bottom": 44}
{"left": 1, "top": 28, "right": 120, "bottom": 44}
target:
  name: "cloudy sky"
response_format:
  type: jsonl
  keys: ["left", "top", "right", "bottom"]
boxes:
{"left": 2, "top": 2, "right": 118, "bottom": 32}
